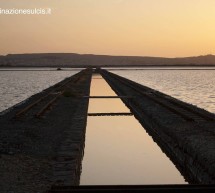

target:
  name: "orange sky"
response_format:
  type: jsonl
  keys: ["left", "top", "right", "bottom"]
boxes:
{"left": 0, "top": 0, "right": 215, "bottom": 57}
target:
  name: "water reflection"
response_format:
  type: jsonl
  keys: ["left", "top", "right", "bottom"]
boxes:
{"left": 89, "top": 75, "right": 129, "bottom": 113}
{"left": 112, "top": 70, "right": 215, "bottom": 114}
{"left": 81, "top": 116, "right": 186, "bottom": 185}
{"left": 80, "top": 75, "right": 186, "bottom": 185}
{"left": 91, "top": 75, "right": 116, "bottom": 96}
{"left": 88, "top": 99, "right": 129, "bottom": 114}
{"left": 0, "top": 70, "right": 77, "bottom": 112}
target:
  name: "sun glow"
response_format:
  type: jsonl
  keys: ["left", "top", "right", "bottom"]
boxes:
{"left": 1, "top": 0, "right": 215, "bottom": 57}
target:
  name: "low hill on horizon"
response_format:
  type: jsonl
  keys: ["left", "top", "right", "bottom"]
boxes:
{"left": 1, "top": 53, "right": 215, "bottom": 67}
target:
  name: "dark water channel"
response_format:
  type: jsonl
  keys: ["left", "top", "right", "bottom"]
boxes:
{"left": 80, "top": 74, "right": 186, "bottom": 185}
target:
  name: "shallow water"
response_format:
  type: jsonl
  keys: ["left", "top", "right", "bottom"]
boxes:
{"left": 1, "top": 68, "right": 215, "bottom": 114}
{"left": 1, "top": 68, "right": 209, "bottom": 184}
{"left": 111, "top": 69, "right": 215, "bottom": 114}
{"left": 88, "top": 75, "right": 129, "bottom": 114}
{"left": 80, "top": 75, "right": 186, "bottom": 185}
{"left": 0, "top": 70, "right": 78, "bottom": 112}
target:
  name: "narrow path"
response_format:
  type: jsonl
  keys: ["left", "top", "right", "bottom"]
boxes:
{"left": 100, "top": 69, "right": 215, "bottom": 184}
{"left": 0, "top": 69, "right": 92, "bottom": 193}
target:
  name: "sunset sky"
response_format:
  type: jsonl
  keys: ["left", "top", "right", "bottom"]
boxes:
{"left": 0, "top": 0, "right": 215, "bottom": 57}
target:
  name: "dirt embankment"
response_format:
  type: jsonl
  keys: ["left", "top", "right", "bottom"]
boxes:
{"left": 101, "top": 69, "right": 215, "bottom": 184}
{"left": 0, "top": 69, "right": 92, "bottom": 193}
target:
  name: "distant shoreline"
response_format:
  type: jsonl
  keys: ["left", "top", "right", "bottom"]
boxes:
{"left": 1, "top": 65, "right": 215, "bottom": 72}
{"left": 1, "top": 53, "right": 215, "bottom": 68}
{"left": 1, "top": 64, "right": 215, "bottom": 68}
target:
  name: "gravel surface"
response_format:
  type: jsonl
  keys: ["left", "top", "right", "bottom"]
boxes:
{"left": 0, "top": 69, "right": 92, "bottom": 193}
{"left": 0, "top": 155, "right": 52, "bottom": 193}
{"left": 101, "top": 69, "right": 215, "bottom": 184}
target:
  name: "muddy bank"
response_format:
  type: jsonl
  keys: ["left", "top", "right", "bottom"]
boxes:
{"left": 101, "top": 69, "right": 215, "bottom": 184}
{"left": 0, "top": 69, "right": 92, "bottom": 193}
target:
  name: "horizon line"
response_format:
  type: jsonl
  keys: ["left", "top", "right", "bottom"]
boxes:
{"left": 1, "top": 52, "right": 214, "bottom": 59}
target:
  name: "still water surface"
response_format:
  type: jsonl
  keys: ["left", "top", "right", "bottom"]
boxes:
{"left": 1, "top": 68, "right": 215, "bottom": 114}
{"left": 1, "top": 68, "right": 212, "bottom": 184}
{"left": 0, "top": 70, "right": 78, "bottom": 112}
{"left": 112, "top": 69, "right": 215, "bottom": 114}
{"left": 80, "top": 75, "right": 186, "bottom": 185}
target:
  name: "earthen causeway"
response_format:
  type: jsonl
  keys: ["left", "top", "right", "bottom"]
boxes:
{"left": 1, "top": 68, "right": 215, "bottom": 193}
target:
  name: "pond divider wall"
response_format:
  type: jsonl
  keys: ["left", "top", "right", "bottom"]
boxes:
{"left": 0, "top": 69, "right": 92, "bottom": 192}
{"left": 100, "top": 69, "right": 215, "bottom": 184}
{"left": 2, "top": 67, "right": 215, "bottom": 192}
